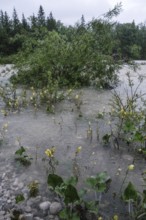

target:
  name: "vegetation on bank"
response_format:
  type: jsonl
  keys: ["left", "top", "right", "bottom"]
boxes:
{"left": 0, "top": 3, "right": 145, "bottom": 90}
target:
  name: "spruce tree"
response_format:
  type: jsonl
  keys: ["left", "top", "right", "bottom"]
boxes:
{"left": 37, "top": 5, "right": 46, "bottom": 27}
{"left": 12, "top": 8, "right": 20, "bottom": 34}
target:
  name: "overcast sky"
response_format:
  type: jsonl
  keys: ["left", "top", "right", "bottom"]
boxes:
{"left": 0, "top": 0, "right": 146, "bottom": 25}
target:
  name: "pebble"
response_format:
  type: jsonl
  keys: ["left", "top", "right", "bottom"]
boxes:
{"left": 39, "top": 201, "right": 51, "bottom": 211}
{"left": 0, "top": 168, "right": 62, "bottom": 220}
{"left": 49, "top": 202, "right": 62, "bottom": 215}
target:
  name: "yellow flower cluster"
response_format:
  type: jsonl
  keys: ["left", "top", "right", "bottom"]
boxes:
{"left": 45, "top": 147, "right": 55, "bottom": 158}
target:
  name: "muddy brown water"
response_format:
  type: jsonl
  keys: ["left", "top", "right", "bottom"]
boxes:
{"left": 1, "top": 62, "right": 146, "bottom": 219}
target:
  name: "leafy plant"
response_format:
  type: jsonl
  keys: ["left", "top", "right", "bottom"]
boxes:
{"left": 15, "top": 194, "right": 25, "bottom": 204}
{"left": 47, "top": 172, "right": 110, "bottom": 219}
{"left": 28, "top": 180, "right": 39, "bottom": 197}
{"left": 98, "top": 73, "right": 146, "bottom": 150}
{"left": 15, "top": 146, "right": 32, "bottom": 166}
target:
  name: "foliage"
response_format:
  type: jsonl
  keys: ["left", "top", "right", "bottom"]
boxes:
{"left": 86, "top": 171, "right": 111, "bottom": 193}
{"left": 98, "top": 73, "right": 146, "bottom": 149}
{"left": 0, "top": 4, "right": 146, "bottom": 62}
{"left": 47, "top": 172, "right": 110, "bottom": 219}
{"left": 15, "top": 146, "right": 32, "bottom": 166}
{"left": 11, "top": 23, "right": 120, "bottom": 89}
{"left": 0, "top": 81, "right": 69, "bottom": 114}
{"left": 15, "top": 194, "right": 25, "bottom": 203}
{"left": 122, "top": 181, "right": 138, "bottom": 202}
{"left": 0, "top": 123, "right": 8, "bottom": 145}
{"left": 28, "top": 180, "right": 39, "bottom": 197}
{"left": 121, "top": 172, "right": 146, "bottom": 219}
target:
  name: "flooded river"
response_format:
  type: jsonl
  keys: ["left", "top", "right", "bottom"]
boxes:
{"left": 0, "top": 62, "right": 146, "bottom": 219}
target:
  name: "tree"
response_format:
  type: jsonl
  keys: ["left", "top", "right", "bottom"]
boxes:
{"left": 21, "top": 13, "right": 29, "bottom": 31}
{"left": 0, "top": 10, "right": 4, "bottom": 28}
{"left": 46, "top": 12, "right": 57, "bottom": 31}
{"left": 37, "top": 5, "right": 46, "bottom": 27}
{"left": 29, "top": 14, "right": 37, "bottom": 30}
{"left": 12, "top": 8, "right": 20, "bottom": 34}
{"left": 76, "top": 15, "right": 86, "bottom": 33}
{"left": 138, "top": 23, "right": 146, "bottom": 59}
{"left": 115, "top": 21, "right": 140, "bottom": 60}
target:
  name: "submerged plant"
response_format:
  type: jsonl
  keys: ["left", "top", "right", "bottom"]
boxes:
{"left": 15, "top": 194, "right": 25, "bottom": 204}
{"left": 28, "top": 180, "right": 39, "bottom": 197}
{"left": 44, "top": 146, "right": 58, "bottom": 174}
{"left": 97, "top": 73, "right": 146, "bottom": 150}
{"left": 47, "top": 171, "right": 111, "bottom": 219}
{"left": 15, "top": 146, "right": 33, "bottom": 166}
{"left": 0, "top": 122, "right": 8, "bottom": 145}
{"left": 87, "top": 121, "right": 93, "bottom": 142}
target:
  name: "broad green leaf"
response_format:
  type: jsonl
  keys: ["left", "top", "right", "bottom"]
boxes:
{"left": 122, "top": 182, "right": 138, "bottom": 202}
{"left": 59, "top": 209, "right": 69, "bottom": 219}
{"left": 64, "top": 184, "right": 80, "bottom": 204}
{"left": 86, "top": 172, "right": 110, "bottom": 193}
{"left": 133, "top": 131, "right": 144, "bottom": 142}
{"left": 47, "top": 174, "right": 63, "bottom": 190}
{"left": 84, "top": 201, "right": 99, "bottom": 215}
{"left": 15, "top": 146, "right": 26, "bottom": 155}
{"left": 86, "top": 176, "right": 98, "bottom": 188}
{"left": 64, "top": 176, "right": 78, "bottom": 186}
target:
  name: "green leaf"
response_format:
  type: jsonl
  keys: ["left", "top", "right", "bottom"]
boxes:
{"left": 64, "top": 184, "right": 80, "bottom": 204}
{"left": 59, "top": 209, "right": 80, "bottom": 220}
{"left": 96, "top": 171, "right": 109, "bottom": 183}
{"left": 59, "top": 209, "right": 69, "bottom": 219}
{"left": 123, "top": 120, "right": 135, "bottom": 132}
{"left": 15, "top": 194, "right": 25, "bottom": 203}
{"left": 71, "top": 213, "right": 80, "bottom": 220}
{"left": 78, "top": 188, "right": 87, "bottom": 198}
{"left": 133, "top": 131, "right": 144, "bottom": 142}
{"left": 84, "top": 201, "right": 99, "bottom": 215}
{"left": 65, "top": 176, "right": 78, "bottom": 186}
{"left": 86, "top": 172, "right": 110, "bottom": 193}
{"left": 143, "top": 190, "right": 146, "bottom": 204}
{"left": 102, "top": 134, "right": 111, "bottom": 144}
{"left": 47, "top": 174, "right": 64, "bottom": 190}
{"left": 122, "top": 182, "right": 138, "bottom": 202}
{"left": 15, "top": 146, "right": 26, "bottom": 155}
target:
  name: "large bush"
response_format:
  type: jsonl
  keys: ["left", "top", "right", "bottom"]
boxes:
{"left": 11, "top": 7, "right": 121, "bottom": 89}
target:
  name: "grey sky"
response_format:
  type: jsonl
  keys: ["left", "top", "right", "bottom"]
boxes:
{"left": 0, "top": 0, "right": 146, "bottom": 25}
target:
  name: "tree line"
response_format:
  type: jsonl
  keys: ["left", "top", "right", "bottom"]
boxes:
{"left": 0, "top": 4, "right": 146, "bottom": 89}
{"left": 0, "top": 6, "right": 62, "bottom": 57}
{"left": 0, "top": 5, "right": 146, "bottom": 60}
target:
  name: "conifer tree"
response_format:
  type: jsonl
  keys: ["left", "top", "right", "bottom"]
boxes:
{"left": 46, "top": 12, "right": 57, "bottom": 31}
{"left": 37, "top": 5, "right": 46, "bottom": 27}
{"left": 12, "top": 8, "right": 20, "bottom": 34}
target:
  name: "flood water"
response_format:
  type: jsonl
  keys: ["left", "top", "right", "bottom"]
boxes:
{"left": 0, "top": 62, "right": 146, "bottom": 219}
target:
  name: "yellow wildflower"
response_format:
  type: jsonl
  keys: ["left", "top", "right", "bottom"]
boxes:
{"left": 75, "top": 146, "right": 82, "bottom": 154}
{"left": 128, "top": 164, "right": 135, "bottom": 171}
{"left": 113, "top": 215, "right": 119, "bottom": 220}
{"left": 45, "top": 147, "right": 55, "bottom": 158}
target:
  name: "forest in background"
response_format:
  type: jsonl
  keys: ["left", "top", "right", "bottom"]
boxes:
{"left": 0, "top": 4, "right": 146, "bottom": 89}
{"left": 0, "top": 4, "right": 146, "bottom": 61}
